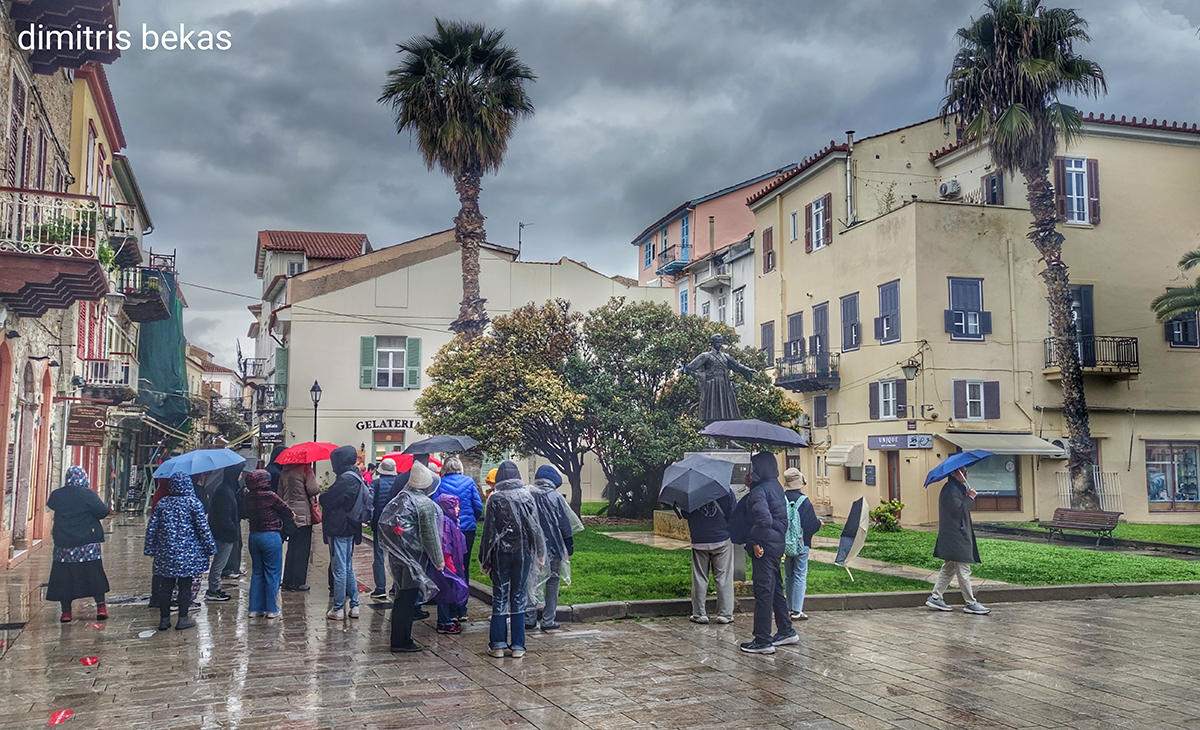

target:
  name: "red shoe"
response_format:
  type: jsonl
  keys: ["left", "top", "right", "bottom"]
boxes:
{"left": 95, "top": 604, "right": 108, "bottom": 620}
{"left": 436, "top": 622, "right": 462, "bottom": 635}
{"left": 60, "top": 611, "right": 72, "bottom": 623}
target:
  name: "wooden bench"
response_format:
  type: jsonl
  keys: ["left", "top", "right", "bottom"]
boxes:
{"left": 1038, "top": 508, "right": 1123, "bottom": 547}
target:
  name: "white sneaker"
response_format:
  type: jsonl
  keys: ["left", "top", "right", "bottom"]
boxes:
{"left": 689, "top": 615, "right": 709, "bottom": 624}
{"left": 789, "top": 611, "right": 809, "bottom": 621}
{"left": 247, "top": 611, "right": 264, "bottom": 618}
{"left": 326, "top": 608, "right": 345, "bottom": 620}
{"left": 963, "top": 602, "right": 991, "bottom": 615}
{"left": 348, "top": 605, "right": 360, "bottom": 618}
{"left": 487, "top": 647, "right": 506, "bottom": 658}
{"left": 265, "top": 612, "right": 281, "bottom": 620}
{"left": 510, "top": 648, "right": 525, "bottom": 658}
{"left": 714, "top": 616, "right": 733, "bottom": 624}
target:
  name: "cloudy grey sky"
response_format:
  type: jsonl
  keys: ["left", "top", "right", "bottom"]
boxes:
{"left": 105, "top": 0, "right": 1200, "bottom": 366}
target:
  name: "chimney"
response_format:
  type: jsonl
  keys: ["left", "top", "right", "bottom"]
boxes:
{"left": 708, "top": 216, "right": 715, "bottom": 255}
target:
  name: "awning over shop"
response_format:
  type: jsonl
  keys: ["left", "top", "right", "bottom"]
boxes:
{"left": 937, "top": 432, "right": 1067, "bottom": 458}
{"left": 824, "top": 443, "right": 864, "bottom": 467}
{"left": 143, "top": 415, "right": 190, "bottom": 441}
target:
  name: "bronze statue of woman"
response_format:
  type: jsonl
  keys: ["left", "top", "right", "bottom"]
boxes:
{"left": 684, "top": 334, "right": 757, "bottom": 423}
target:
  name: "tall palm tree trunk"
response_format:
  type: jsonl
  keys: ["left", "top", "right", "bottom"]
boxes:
{"left": 451, "top": 165, "right": 489, "bottom": 340}
{"left": 1021, "top": 163, "right": 1099, "bottom": 510}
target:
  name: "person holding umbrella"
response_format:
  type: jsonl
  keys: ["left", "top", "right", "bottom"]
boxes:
{"left": 280, "top": 460, "right": 320, "bottom": 592}
{"left": 926, "top": 463, "right": 990, "bottom": 615}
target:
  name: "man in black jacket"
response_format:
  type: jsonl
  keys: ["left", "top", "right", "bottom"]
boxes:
{"left": 730, "top": 452, "right": 795, "bottom": 654}
{"left": 204, "top": 471, "right": 241, "bottom": 602}
{"left": 926, "top": 466, "right": 989, "bottom": 615}
{"left": 319, "top": 445, "right": 364, "bottom": 620}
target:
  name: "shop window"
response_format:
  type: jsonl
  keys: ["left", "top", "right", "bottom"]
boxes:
{"left": 970, "top": 454, "right": 1021, "bottom": 511}
{"left": 1147, "top": 441, "right": 1200, "bottom": 511}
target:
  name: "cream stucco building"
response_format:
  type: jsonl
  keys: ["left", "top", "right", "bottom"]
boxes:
{"left": 250, "top": 229, "right": 674, "bottom": 498}
{"left": 751, "top": 115, "right": 1200, "bottom": 526}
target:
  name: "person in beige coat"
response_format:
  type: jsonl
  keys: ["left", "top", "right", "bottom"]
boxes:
{"left": 280, "top": 463, "right": 319, "bottom": 591}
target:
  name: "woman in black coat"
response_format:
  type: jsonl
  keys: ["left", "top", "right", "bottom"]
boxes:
{"left": 46, "top": 466, "right": 112, "bottom": 623}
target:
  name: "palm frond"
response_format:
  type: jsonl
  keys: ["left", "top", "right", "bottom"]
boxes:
{"left": 1177, "top": 249, "right": 1200, "bottom": 271}
{"left": 1151, "top": 286, "right": 1200, "bottom": 323}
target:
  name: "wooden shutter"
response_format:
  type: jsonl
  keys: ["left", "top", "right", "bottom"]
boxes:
{"left": 1164, "top": 321, "right": 1178, "bottom": 344}
{"left": 823, "top": 192, "right": 833, "bottom": 246}
{"left": 944, "top": 310, "right": 956, "bottom": 334}
{"left": 359, "top": 336, "right": 375, "bottom": 389}
{"left": 274, "top": 348, "right": 288, "bottom": 385}
{"left": 983, "top": 381, "right": 1001, "bottom": 420}
{"left": 868, "top": 382, "right": 879, "bottom": 420}
{"left": 1053, "top": 156, "right": 1067, "bottom": 221}
{"left": 952, "top": 379, "right": 968, "bottom": 420}
{"left": 873, "top": 316, "right": 884, "bottom": 341}
{"left": 1086, "top": 158, "right": 1100, "bottom": 224}
{"left": 813, "top": 395, "right": 828, "bottom": 428}
{"left": 406, "top": 337, "right": 422, "bottom": 389}
{"left": 995, "top": 173, "right": 1004, "bottom": 205}
{"left": 762, "top": 227, "right": 774, "bottom": 273}
{"left": 895, "top": 379, "right": 907, "bottom": 417}
{"left": 980, "top": 311, "right": 992, "bottom": 335}
{"left": 804, "top": 203, "right": 813, "bottom": 254}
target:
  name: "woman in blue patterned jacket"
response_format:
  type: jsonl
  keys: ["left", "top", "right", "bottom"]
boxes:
{"left": 144, "top": 471, "right": 216, "bottom": 631}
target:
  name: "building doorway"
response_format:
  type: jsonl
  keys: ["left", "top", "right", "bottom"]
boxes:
{"left": 886, "top": 451, "right": 901, "bottom": 502}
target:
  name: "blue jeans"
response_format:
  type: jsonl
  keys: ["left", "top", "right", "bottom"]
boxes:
{"left": 372, "top": 533, "right": 387, "bottom": 593}
{"left": 329, "top": 537, "right": 359, "bottom": 611}
{"left": 785, "top": 547, "right": 810, "bottom": 614}
{"left": 248, "top": 531, "right": 283, "bottom": 614}
{"left": 489, "top": 552, "right": 530, "bottom": 651}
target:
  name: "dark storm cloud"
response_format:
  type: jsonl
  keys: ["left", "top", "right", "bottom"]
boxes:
{"left": 106, "top": 0, "right": 1200, "bottom": 364}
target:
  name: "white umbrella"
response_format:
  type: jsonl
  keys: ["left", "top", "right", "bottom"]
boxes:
{"left": 834, "top": 497, "right": 869, "bottom": 581}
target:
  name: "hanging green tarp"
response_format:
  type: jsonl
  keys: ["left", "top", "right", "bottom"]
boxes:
{"left": 136, "top": 270, "right": 188, "bottom": 428}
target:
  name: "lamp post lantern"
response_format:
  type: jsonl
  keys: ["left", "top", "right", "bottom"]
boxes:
{"left": 309, "top": 380, "right": 322, "bottom": 442}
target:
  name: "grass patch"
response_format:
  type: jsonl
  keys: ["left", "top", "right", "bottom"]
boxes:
{"left": 830, "top": 528, "right": 1200, "bottom": 585}
{"left": 999, "top": 521, "right": 1200, "bottom": 547}
{"left": 580, "top": 502, "right": 608, "bottom": 516}
{"left": 590, "top": 522, "right": 654, "bottom": 532}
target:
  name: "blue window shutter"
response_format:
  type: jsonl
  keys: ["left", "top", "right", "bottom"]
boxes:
{"left": 980, "top": 311, "right": 993, "bottom": 335}
{"left": 406, "top": 337, "right": 422, "bottom": 389}
{"left": 360, "top": 336, "right": 375, "bottom": 389}
{"left": 944, "top": 310, "right": 956, "bottom": 334}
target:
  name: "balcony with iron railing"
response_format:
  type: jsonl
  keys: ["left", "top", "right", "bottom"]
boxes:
{"left": 255, "top": 383, "right": 287, "bottom": 411}
{"left": 81, "top": 355, "right": 139, "bottom": 395}
{"left": 774, "top": 347, "right": 841, "bottom": 393}
{"left": 1044, "top": 335, "right": 1139, "bottom": 380}
{"left": 655, "top": 245, "right": 690, "bottom": 276}
{"left": 241, "top": 357, "right": 267, "bottom": 381}
{"left": 0, "top": 187, "right": 110, "bottom": 316}
{"left": 116, "top": 267, "right": 171, "bottom": 323}
{"left": 103, "top": 202, "right": 145, "bottom": 267}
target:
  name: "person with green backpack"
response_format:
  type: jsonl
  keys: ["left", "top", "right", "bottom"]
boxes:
{"left": 782, "top": 468, "right": 823, "bottom": 621}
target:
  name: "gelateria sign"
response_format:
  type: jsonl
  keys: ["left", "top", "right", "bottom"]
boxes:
{"left": 355, "top": 418, "right": 420, "bottom": 431}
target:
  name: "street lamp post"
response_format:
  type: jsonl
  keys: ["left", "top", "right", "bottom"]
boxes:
{"left": 309, "top": 380, "right": 322, "bottom": 442}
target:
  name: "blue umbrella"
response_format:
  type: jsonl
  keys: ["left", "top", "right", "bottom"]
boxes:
{"left": 923, "top": 450, "right": 993, "bottom": 487}
{"left": 154, "top": 449, "right": 246, "bottom": 478}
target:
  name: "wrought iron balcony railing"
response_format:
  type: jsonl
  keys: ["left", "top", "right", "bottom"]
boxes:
{"left": 774, "top": 351, "right": 841, "bottom": 393}
{"left": 1044, "top": 335, "right": 1139, "bottom": 376}
{"left": 241, "top": 358, "right": 267, "bottom": 380}
{"left": 0, "top": 187, "right": 110, "bottom": 260}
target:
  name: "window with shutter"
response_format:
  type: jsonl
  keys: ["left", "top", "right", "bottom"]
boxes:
{"left": 406, "top": 337, "right": 422, "bottom": 389}
{"left": 810, "top": 196, "right": 828, "bottom": 251}
{"left": 804, "top": 203, "right": 813, "bottom": 254}
{"left": 375, "top": 336, "right": 407, "bottom": 389}
{"left": 983, "top": 381, "right": 1001, "bottom": 420}
{"left": 733, "top": 288, "right": 745, "bottom": 326}
{"left": 1165, "top": 309, "right": 1200, "bottom": 349}
{"left": 1053, "top": 156, "right": 1067, "bottom": 220}
{"left": 868, "top": 381, "right": 879, "bottom": 420}
{"left": 762, "top": 228, "right": 775, "bottom": 273}
{"left": 982, "top": 172, "right": 1004, "bottom": 205}
{"left": 953, "top": 379, "right": 988, "bottom": 421}
{"left": 841, "top": 293, "right": 860, "bottom": 351}
{"left": 1063, "top": 157, "right": 1089, "bottom": 223}
{"left": 359, "top": 336, "right": 376, "bottom": 389}
{"left": 812, "top": 302, "right": 829, "bottom": 358}
{"left": 878, "top": 380, "right": 898, "bottom": 420}
{"left": 946, "top": 277, "right": 990, "bottom": 341}
{"left": 790, "top": 211, "right": 798, "bottom": 241}
{"left": 895, "top": 379, "right": 907, "bottom": 419}
{"left": 952, "top": 379, "right": 968, "bottom": 420}
{"left": 813, "top": 395, "right": 828, "bottom": 428}
{"left": 822, "top": 192, "right": 833, "bottom": 247}
{"left": 877, "top": 280, "right": 900, "bottom": 344}
{"left": 785, "top": 312, "right": 804, "bottom": 361}
{"left": 760, "top": 321, "right": 775, "bottom": 364}
{"left": 1086, "top": 158, "right": 1100, "bottom": 224}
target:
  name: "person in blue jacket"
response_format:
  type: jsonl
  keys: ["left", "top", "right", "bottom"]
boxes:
{"left": 144, "top": 472, "right": 216, "bottom": 631}
{"left": 370, "top": 457, "right": 398, "bottom": 601}
{"left": 438, "top": 456, "right": 484, "bottom": 622}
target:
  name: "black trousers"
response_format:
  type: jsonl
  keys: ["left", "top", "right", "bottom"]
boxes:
{"left": 282, "top": 525, "right": 312, "bottom": 589}
{"left": 751, "top": 553, "right": 792, "bottom": 643}
{"left": 390, "top": 587, "right": 420, "bottom": 649}
{"left": 154, "top": 576, "right": 194, "bottom": 620}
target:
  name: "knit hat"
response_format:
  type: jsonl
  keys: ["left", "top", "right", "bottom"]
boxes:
{"left": 495, "top": 460, "right": 521, "bottom": 483}
{"left": 535, "top": 465, "right": 562, "bottom": 488}
{"left": 486, "top": 468, "right": 498, "bottom": 486}
{"left": 64, "top": 465, "right": 89, "bottom": 489}
{"left": 377, "top": 458, "right": 398, "bottom": 476}
{"left": 783, "top": 467, "right": 807, "bottom": 490}
{"left": 407, "top": 461, "right": 434, "bottom": 492}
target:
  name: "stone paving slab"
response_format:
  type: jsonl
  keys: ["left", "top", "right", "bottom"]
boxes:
{"left": 4, "top": 516, "right": 1200, "bottom": 729}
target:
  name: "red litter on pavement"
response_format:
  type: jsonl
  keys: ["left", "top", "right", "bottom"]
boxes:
{"left": 78, "top": 657, "right": 99, "bottom": 666}
{"left": 88, "top": 623, "right": 105, "bottom": 630}
{"left": 47, "top": 709, "right": 74, "bottom": 725}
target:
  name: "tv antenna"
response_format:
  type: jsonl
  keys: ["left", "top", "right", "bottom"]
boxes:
{"left": 518, "top": 221, "right": 532, "bottom": 259}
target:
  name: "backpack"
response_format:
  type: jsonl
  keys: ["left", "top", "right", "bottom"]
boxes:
{"left": 784, "top": 494, "right": 809, "bottom": 557}
{"left": 348, "top": 473, "right": 374, "bottom": 525}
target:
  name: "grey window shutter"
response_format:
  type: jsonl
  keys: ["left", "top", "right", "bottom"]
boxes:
{"left": 1164, "top": 321, "right": 1178, "bottom": 343}
{"left": 952, "top": 379, "right": 968, "bottom": 420}
{"left": 980, "top": 311, "right": 992, "bottom": 335}
{"left": 822, "top": 192, "right": 833, "bottom": 246}
{"left": 804, "top": 203, "right": 813, "bottom": 254}
{"left": 868, "top": 383, "right": 879, "bottom": 420}
{"left": 406, "top": 337, "right": 422, "bottom": 389}
{"left": 895, "top": 379, "right": 907, "bottom": 417}
{"left": 360, "top": 336, "right": 375, "bottom": 389}
{"left": 995, "top": 173, "right": 1004, "bottom": 205}
{"left": 1053, "top": 156, "right": 1067, "bottom": 220}
{"left": 1086, "top": 158, "right": 1100, "bottom": 224}
{"left": 944, "top": 310, "right": 956, "bottom": 334}
{"left": 873, "top": 316, "right": 884, "bottom": 341}
{"left": 814, "top": 395, "right": 827, "bottom": 428}
{"left": 983, "top": 381, "right": 1001, "bottom": 420}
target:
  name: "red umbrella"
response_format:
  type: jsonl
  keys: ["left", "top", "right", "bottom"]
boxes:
{"left": 380, "top": 453, "right": 441, "bottom": 472}
{"left": 275, "top": 442, "right": 339, "bottom": 464}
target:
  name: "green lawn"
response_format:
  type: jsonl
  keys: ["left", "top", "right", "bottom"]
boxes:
{"left": 1000, "top": 521, "right": 1200, "bottom": 547}
{"left": 817, "top": 527, "right": 1200, "bottom": 585}
{"left": 476, "top": 528, "right": 929, "bottom": 604}
{"left": 580, "top": 502, "right": 607, "bottom": 516}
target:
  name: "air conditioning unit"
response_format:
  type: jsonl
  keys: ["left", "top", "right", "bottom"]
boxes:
{"left": 939, "top": 179, "right": 962, "bottom": 199}
{"left": 797, "top": 413, "right": 812, "bottom": 427}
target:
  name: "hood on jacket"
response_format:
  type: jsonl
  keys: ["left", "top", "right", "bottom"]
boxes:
{"left": 330, "top": 445, "right": 359, "bottom": 474}
{"left": 245, "top": 469, "right": 273, "bottom": 491}
{"left": 437, "top": 493, "right": 460, "bottom": 520}
{"left": 750, "top": 452, "right": 779, "bottom": 485}
{"left": 168, "top": 471, "right": 196, "bottom": 497}
{"left": 496, "top": 460, "right": 522, "bottom": 483}
{"left": 267, "top": 445, "right": 286, "bottom": 466}
{"left": 534, "top": 465, "right": 562, "bottom": 488}
{"left": 63, "top": 465, "right": 89, "bottom": 489}
{"left": 222, "top": 463, "right": 244, "bottom": 487}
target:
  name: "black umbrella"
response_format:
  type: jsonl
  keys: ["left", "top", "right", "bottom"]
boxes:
{"left": 660, "top": 453, "right": 736, "bottom": 512}
{"left": 699, "top": 419, "right": 807, "bottom": 448}
{"left": 402, "top": 434, "right": 480, "bottom": 455}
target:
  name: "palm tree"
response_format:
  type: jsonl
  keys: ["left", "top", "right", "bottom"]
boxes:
{"left": 1152, "top": 250, "right": 1200, "bottom": 321}
{"left": 941, "top": 0, "right": 1106, "bottom": 509}
{"left": 379, "top": 19, "right": 535, "bottom": 339}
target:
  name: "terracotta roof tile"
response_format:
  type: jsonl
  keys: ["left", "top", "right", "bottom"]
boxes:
{"left": 255, "top": 230, "right": 371, "bottom": 275}
{"left": 746, "top": 142, "right": 849, "bottom": 206}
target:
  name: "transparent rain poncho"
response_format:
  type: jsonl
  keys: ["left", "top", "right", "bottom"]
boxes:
{"left": 480, "top": 478, "right": 547, "bottom": 616}
{"left": 527, "top": 481, "right": 579, "bottom": 606}
{"left": 377, "top": 488, "right": 443, "bottom": 601}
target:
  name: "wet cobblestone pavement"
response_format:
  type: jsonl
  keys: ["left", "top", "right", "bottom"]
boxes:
{"left": 3, "top": 515, "right": 1200, "bottom": 729}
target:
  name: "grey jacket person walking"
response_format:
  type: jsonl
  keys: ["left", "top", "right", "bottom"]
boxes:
{"left": 926, "top": 468, "right": 989, "bottom": 615}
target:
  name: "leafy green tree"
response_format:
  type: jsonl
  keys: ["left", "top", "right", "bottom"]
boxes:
{"left": 1151, "top": 250, "right": 1200, "bottom": 323}
{"left": 578, "top": 299, "right": 802, "bottom": 517}
{"left": 415, "top": 300, "right": 593, "bottom": 513}
{"left": 942, "top": 0, "right": 1106, "bottom": 509}
{"left": 379, "top": 20, "right": 535, "bottom": 339}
